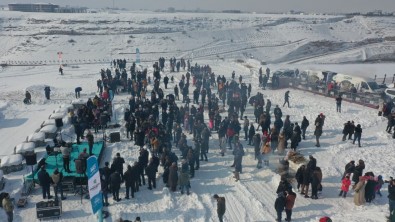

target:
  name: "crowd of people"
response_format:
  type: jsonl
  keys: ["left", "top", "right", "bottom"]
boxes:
{"left": 10, "top": 55, "right": 395, "bottom": 222}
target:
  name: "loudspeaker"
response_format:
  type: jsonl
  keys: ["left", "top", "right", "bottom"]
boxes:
{"left": 110, "top": 132, "right": 120, "bottom": 143}
{"left": 55, "top": 118, "right": 63, "bottom": 128}
{"left": 25, "top": 152, "right": 37, "bottom": 165}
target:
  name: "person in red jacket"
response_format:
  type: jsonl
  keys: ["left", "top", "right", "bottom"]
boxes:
{"left": 339, "top": 174, "right": 351, "bottom": 198}
{"left": 285, "top": 189, "right": 297, "bottom": 222}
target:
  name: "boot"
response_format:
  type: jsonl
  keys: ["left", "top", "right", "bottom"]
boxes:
{"left": 234, "top": 171, "right": 240, "bottom": 182}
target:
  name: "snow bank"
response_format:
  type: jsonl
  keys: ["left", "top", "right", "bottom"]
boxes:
{"left": 14, "top": 142, "right": 35, "bottom": 154}
{"left": 41, "top": 119, "right": 55, "bottom": 127}
{"left": 27, "top": 132, "right": 45, "bottom": 142}
{"left": 71, "top": 98, "right": 86, "bottom": 105}
{"left": 0, "top": 154, "right": 23, "bottom": 167}
{"left": 49, "top": 112, "right": 65, "bottom": 119}
{"left": 39, "top": 125, "right": 57, "bottom": 134}
{"left": 54, "top": 106, "right": 69, "bottom": 114}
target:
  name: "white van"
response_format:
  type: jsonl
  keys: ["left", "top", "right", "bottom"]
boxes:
{"left": 384, "top": 85, "right": 395, "bottom": 99}
{"left": 331, "top": 73, "right": 381, "bottom": 93}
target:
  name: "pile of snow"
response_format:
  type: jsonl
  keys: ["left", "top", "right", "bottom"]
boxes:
{"left": 71, "top": 98, "right": 87, "bottom": 105}
{"left": 39, "top": 125, "right": 57, "bottom": 134}
{"left": 0, "top": 154, "right": 23, "bottom": 167}
{"left": 14, "top": 142, "right": 35, "bottom": 154}
{"left": 27, "top": 132, "right": 45, "bottom": 142}
{"left": 49, "top": 112, "right": 65, "bottom": 119}
{"left": 41, "top": 119, "right": 55, "bottom": 127}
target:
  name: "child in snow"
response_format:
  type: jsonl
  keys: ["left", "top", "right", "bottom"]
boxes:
{"left": 375, "top": 175, "right": 384, "bottom": 197}
{"left": 339, "top": 174, "right": 351, "bottom": 198}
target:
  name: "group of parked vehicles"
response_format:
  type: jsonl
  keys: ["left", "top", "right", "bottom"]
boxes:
{"left": 270, "top": 68, "right": 394, "bottom": 100}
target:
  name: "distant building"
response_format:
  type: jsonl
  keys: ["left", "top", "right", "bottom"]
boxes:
{"left": 55, "top": 6, "right": 88, "bottom": 13}
{"left": 167, "top": 7, "right": 175, "bottom": 13}
{"left": 222, "top": 10, "right": 241, "bottom": 13}
{"left": 8, "top": 3, "right": 59, "bottom": 12}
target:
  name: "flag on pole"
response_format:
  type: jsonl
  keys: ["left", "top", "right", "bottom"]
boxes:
{"left": 136, "top": 48, "right": 140, "bottom": 64}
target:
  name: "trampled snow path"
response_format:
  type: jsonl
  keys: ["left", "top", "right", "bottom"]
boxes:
{"left": 0, "top": 59, "right": 393, "bottom": 222}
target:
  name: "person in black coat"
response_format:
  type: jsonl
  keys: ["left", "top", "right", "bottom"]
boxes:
{"left": 100, "top": 168, "right": 109, "bottom": 206}
{"left": 276, "top": 178, "right": 292, "bottom": 194}
{"left": 134, "top": 129, "right": 145, "bottom": 149}
{"left": 44, "top": 86, "right": 51, "bottom": 100}
{"left": 112, "top": 153, "right": 125, "bottom": 182}
{"left": 110, "top": 170, "right": 122, "bottom": 202}
{"left": 124, "top": 165, "right": 135, "bottom": 199}
{"left": 137, "top": 155, "right": 146, "bottom": 186}
{"left": 37, "top": 166, "right": 52, "bottom": 199}
{"left": 75, "top": 87, "right": 82, "bottom": 98}
{"left": 364, "top": 172, "right": 377, "bottom": 203}
{"left": 248, "top": 123, "right": 255, "bottom": 145}
{"left": 295, "top": 165, "right": 305, "bottom": 191}
{"left": 131, "top": 162, "right": 140, "bottom": 192}
{"left": 275, "top": 192, "right": 286, "bottom": 222}
{"left": 388, "top": 179, "right": 395, "bottom": 214}
{"left": 352, "top": 159, "right": 365, "bottom": 185}
{"left": 301, "top": 116, "right": 309, "bottom": 140}
{"left": 342, "top": 160, "right": 355, "bottom": 179}
{"left": 145, "top": 158, "right": 157, "bottom": 190}
{"left": 353, "top": 124, "right": 362, "bottom": 147}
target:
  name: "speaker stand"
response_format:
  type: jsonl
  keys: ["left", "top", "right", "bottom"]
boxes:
{"left": 74, "top": 173, "right": 88, "bottom": 204}
{"left": 30, "top": 165, "right": 35, "bottom": 187}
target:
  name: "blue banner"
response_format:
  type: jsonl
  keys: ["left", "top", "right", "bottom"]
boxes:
{"left": 87, "top": 156, "right": 103, "bottom": 215}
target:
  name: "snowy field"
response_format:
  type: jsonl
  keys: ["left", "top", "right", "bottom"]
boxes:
{"left": 0, "top": 10, "right": 394, "bottom": 222}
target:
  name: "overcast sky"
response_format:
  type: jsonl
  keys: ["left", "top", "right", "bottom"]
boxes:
{"left": 3, "top": 0, "right": 395, "bottom": 13}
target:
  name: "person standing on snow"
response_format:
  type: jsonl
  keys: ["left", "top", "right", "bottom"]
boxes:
{"left": 301, "top": 116, "right": 309, "bottom": 140}
{"left": 243, "top": 116, "right": 249, "bottom": 141}
{"left": 24, "top": 91, "right": 32, "bottom": 104}
{"left": 274, "top": 192, "right": 286, "bottom": 222}
{"left": 213, "top": 194, "right": 226, "bottom": 222}
{"left": 283, "top": 91, "right": 290, "bottom": 108}
{"left": 339, "top": 174, "right": 352, "bottom": 198}
{"left": 387, "top": 179, "right": 395, "bottom": 216}
{"left": 285, "top": 189, "right": 297, "bottom": 222}
{"left": 336, "top": 95, "right": 342, "bottom": 113}
{"left": 342, "top": 160, "right": 355, "bottom": 179}
{"left": 314, "top": 115, "right": 323, "bottom": 147}
{"left": 353, "top": 124, "right": 362, "bottom": 147}
{"left": 233, "top": 140, "right": 245, "bottom": 182}
{"left": 59, "top": 66, "right": 63, "bottom": 75}
{"left": 44, "top": 86, "right": 51, "bottom": 100}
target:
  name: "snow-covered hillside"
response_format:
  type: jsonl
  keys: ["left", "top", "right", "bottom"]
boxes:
{"left": 1, "top": 11, "right": 395, "bottom": 65}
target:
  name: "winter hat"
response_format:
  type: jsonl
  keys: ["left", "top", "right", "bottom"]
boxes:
{"left": 213, "top": 194, "right": 219, "bottom": 199}
{"left": 319, "top": 217, "right": 332, "bottom": 222}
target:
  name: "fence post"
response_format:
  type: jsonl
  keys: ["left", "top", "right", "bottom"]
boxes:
{"left": 382, "top": 74, "right": 386, "bottom": 85}
{"left": 392, "top": 74, "right": 395, "bottom": 83}
{"left": 374, "top": 75, "right": 377, "bottom": 80}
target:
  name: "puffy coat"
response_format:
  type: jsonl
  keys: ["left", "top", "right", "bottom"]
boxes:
{"left": 178, "top": 171, "right": 190, "bottom": 187}
{"left": 341, "top": 178, "right": 351, "bottom": 192}
{"left": 285, "top": 192, "right": 296, "bottom": 210}
{"left": 353, "top": 178, "right": 366, "bottom": 206}
{"left": 217, "top": 197, "right": 226, "bottom": 215}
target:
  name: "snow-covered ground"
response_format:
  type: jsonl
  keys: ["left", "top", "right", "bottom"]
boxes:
{"left": 0, "top": 10, "right": 394, "bottom": 222}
